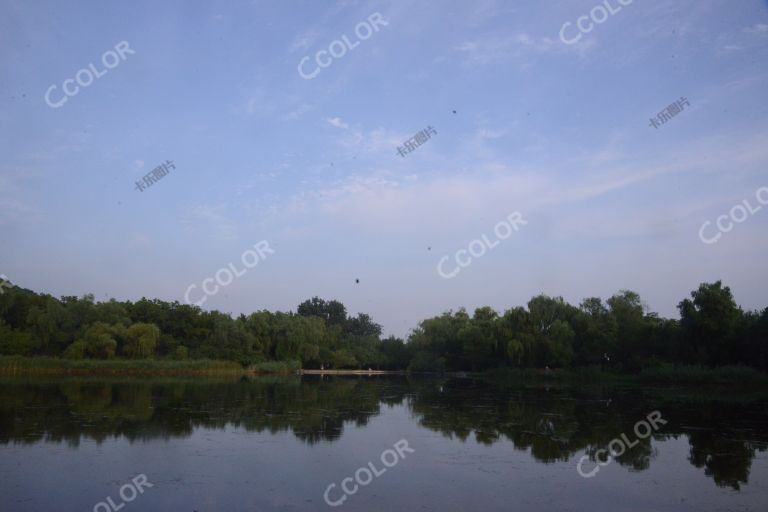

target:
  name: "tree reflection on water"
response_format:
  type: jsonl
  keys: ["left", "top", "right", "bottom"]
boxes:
{"left": 1, "top": 376, "right": 766, "bottom": 490}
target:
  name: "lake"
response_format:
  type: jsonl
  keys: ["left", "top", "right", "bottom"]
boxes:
{"left": 1, "top": 376, "right": 767, "bottom": 511}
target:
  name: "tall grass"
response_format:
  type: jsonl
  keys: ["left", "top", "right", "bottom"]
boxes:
{"left": 247, "top": 360, "right": 301, "bottom": 374}
{"left": 483, "top": 365, "right": 768, "bottom": 387}
{"left": 0, "top": 356, "right": 244, "bottom": 376}
{"left": 639, "top": 365, "right": 768, "bottom": 386}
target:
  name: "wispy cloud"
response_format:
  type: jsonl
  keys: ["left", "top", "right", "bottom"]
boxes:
{"left": 454, "top": 31, "right": 589, "bottom": 65}
{"left": 745, "top": 23, "right": 768, "bottom": 34}
{"left": 273, "top": 129, "right": 768, "bottom": 240}
{"left": 0, "top": 174, "right": 41, "bottom": 225}
{"left": 327, "top": 117, "right": 349, "bottom": 129}
{"left": 285, "top": 103, "right": 313, "bottom": 120}
{"left": 181, "top": 204, "right": 237, "bottom": 239}
{"left": 243, "top": 88, "right": 276, "bottom": 117}
{"left": 289, "top": 30, "right": 321, "bottom": 53}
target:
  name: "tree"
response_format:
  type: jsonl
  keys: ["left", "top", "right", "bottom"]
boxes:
{"left": 174, "top": 345, "right": 189, "bottom": 360}
{"left": 297, "top": 297, "right": 347, "bottom": 326}
{"left": 25, "top": 298, "right": 68, "bottom": 355}
{"left": 607, "top": 291, "right": 646, "bottom": 371}
{"left": 63, "top": 340, "right": 87, "bottom": 359}
{"left": 85, "top": 335, "right": 117, "bottom": 359}
{"left": 0, "top": 319, "right": 38, "bottom": 355}
{"left": 498, "top": 307, "right": 534, "bottom": 366}
{"left": 544, "top": 320, "right": 575, "bottom": 367}
{"left": 380, "top": 336, "right": 411, "bottom": 369}
{"left": 345, "top": 313, "right": 382, "bottom": 337}
{"left": 331, "top": 349, "right": 358, "bottom": 368}
{"left": 573, "top": 297, "right": 616, "bottom": 366}
{"left": 123, "top": 323, "right": 160, "bottom": 358}
{"left": 678, "top": 281, "right": 742, "bottom": 366}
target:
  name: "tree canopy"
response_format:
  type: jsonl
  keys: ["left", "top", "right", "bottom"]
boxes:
{"left": 0, "top": 280, "right": 765, "bottom": 373}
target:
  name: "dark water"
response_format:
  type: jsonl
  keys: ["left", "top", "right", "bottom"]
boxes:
{"left": 1, "top": 376, "right": 767, "bottom": 512}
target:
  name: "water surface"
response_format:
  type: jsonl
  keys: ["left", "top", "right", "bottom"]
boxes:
{"left": 1, "top": 376, "right": 767, "bottom": 511}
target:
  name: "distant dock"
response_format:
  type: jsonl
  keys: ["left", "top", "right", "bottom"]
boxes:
{"left": 299, "top": 369, "right": 406, "bottom": 376}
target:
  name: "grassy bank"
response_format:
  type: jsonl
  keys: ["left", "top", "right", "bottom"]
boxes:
{"left": 480, "top": 365, "right": 768, "bottom": 387}
{"left": 637, "top": 365, "right": 768, "bottom": 387}
{"left": 0, "top": 357, "right": 311, "bottom": 376}
{"left": 0, "top": 356, "right": 245, "bottom": 376}
{"left": 247, "top": 360, "right": 301, "bottom": 375}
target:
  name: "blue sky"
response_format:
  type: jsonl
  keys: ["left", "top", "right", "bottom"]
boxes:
{"left": 1, "top": 0, "right": 767, "bottom": 337}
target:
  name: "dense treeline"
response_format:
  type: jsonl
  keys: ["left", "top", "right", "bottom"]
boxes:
{"left": 0, "top": 283, "right": 389, "bottom": 369}
{"left": 408, "top": 282, "right": 768, "bottom": 373}
{"left": 0, "top": 279, "right": 766, "bottom": 372}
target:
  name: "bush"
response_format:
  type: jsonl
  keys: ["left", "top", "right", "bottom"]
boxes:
{"left": 640, "top": 365, "right": 768, "bottom": 386}
{"left": 407, "top": 352, "right": 446, "bottom": 373}
{"left": 0, "top": 356, "right": 243, "bottom": 375}
{"left": 174, "top": 346, "right": 189, "bottom": 360}
{"left": 248, "top": 360, "right": 301, "bottom": 374}
{"left": 0, "top": 319, "right": 38, "bottom": 355}
{"left": 63, "top": 341, "right": 87, "bottom": 359}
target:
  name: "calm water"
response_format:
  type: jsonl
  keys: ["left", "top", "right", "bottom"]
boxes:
{"left": 1, "top": 376, "right": 767, "bottom": 512}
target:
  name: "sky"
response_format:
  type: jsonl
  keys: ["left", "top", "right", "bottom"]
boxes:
{"left": 1, "top": 0, "right": 767, "bottom": 338}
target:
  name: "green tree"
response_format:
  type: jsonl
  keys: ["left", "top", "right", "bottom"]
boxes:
{"left": 607, "top": 291, "right": 646, "bottom": 371}
{"left": 331, "top": 349, "right": 358, "bottom": 368}
{"left": 0, "top": 319, "right": 38, "bottom": 355}
{"left": 63, "top": 340, "right": 87, "bottom": 359}
{"left": 123, "top": 323, "right": 160, "bottom": 358}
{"left": 678, "top": 281, "right": 742, "bottom": 366}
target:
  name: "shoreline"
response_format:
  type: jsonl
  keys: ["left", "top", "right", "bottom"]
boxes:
{"left": 1, "top": 357, "right": 766, "bottom": 387}
{"left": 299, "top": 369, "right": 407, "bottom": 375}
